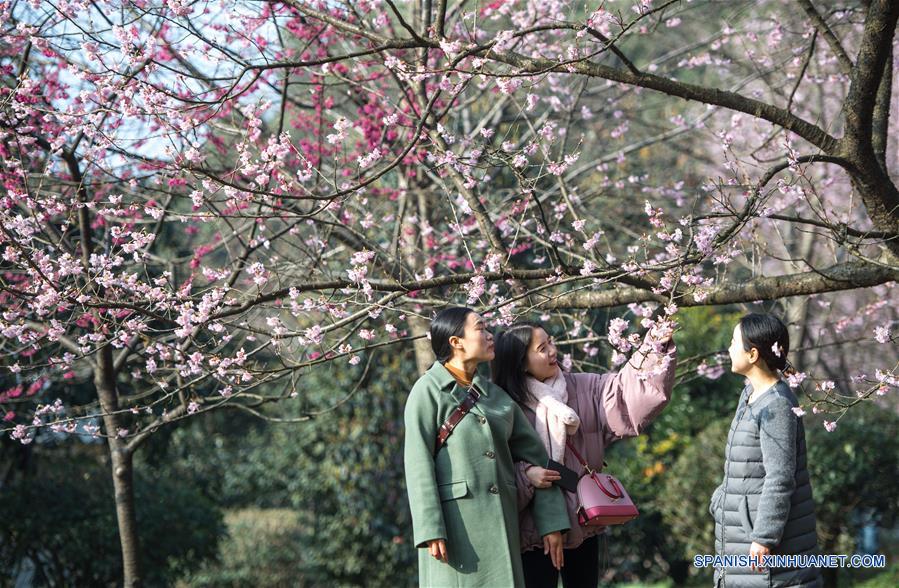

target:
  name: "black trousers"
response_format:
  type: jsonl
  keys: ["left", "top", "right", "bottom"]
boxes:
{"left": 521, "top": 535, "right": 600, "bottom": 588}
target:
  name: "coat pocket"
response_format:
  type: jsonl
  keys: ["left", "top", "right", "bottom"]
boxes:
{"left": 437, "top": 480, "right": 469, "bottom": 502}
{"left": 739, "top": 495, "right": 754, "bottom": 536}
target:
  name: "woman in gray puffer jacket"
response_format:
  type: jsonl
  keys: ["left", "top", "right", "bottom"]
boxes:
{"left": 709, "top": 313, "right": 821, "bottom": 587}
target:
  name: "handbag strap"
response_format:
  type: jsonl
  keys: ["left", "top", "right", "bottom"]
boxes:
{"left": 435, "top": 387, "right": 481, "bottom": 453}
{"left": 565, "top": 439, "right": 591, "bottom": 472}
{"left": 564, "top": 440, "right": 608, "bottom": 474}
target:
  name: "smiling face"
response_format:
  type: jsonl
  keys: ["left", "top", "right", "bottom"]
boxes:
{"left": 524, "top": 327, "right": 559, "bottom": 381}
{"left": 450, "top": 312, "right": 495, "bottom": 363}
{"left": 728, "top": 324, "right": 756, "bottom": 375}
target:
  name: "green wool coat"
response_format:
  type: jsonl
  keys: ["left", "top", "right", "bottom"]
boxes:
{"left": 404, "top": 361, "right": 570, "bottom": 587}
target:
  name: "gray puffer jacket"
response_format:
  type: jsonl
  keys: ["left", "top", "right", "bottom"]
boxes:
{"left": 709, "top": 381, "right": 822, "bottom": 587}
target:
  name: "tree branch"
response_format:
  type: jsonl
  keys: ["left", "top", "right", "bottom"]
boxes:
{"left": 435, "top": 0, "right": 447, "bottom": 38}
{"left": 842, "top": 0, "right": 899, "bottom": 151}
{"left": 488, "top": 50, "right": 838, "bottom": 152}
{"left": 798, "top": 0, "right": 854, "bottom": 75}
{"left": 871, "top": 49, "right": 892, "bottom": 170}
{"left": 544, "top": 261, "right": 899, "bottom": 309}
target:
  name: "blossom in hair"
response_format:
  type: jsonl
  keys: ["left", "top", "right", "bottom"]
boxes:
{"left": 771, "top": 341, "right": 783, "bottom": 358}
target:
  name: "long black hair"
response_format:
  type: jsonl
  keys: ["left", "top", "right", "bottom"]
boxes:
{"left": 739, "top": 313, "right": 791, "bottom": 373}
{"left": 430, "top": 307, "right": 475, "bottom": 363}
{"left": 491, "top": 322, "right": 538, "bottom": 405}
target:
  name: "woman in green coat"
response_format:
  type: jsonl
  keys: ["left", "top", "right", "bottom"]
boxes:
{"left": 404, "top": 307, "right": 571, "bottom": 587}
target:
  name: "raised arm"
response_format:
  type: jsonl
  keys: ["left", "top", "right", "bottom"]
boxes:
{"left": 589, "top": 335, "right": 677, "bottom": 443}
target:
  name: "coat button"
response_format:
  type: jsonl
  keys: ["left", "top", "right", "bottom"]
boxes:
{"left": 489, "top": 485, "right": 499, "bottom": 494}
{"left": 478, "top": 416, "right": 487, "bottom": 425}
{"left": 485, "top": 450, "right": 495, "bottom": 459}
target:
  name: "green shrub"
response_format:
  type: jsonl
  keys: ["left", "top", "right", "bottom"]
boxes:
{"left": 0, "top": 460, "right": 224, "bottom": 587}
{"left": 181, "top": 509, "right": 305, "bottom": 588}
{"left": 659, "top": 416, "right": 730, "bottom": 560}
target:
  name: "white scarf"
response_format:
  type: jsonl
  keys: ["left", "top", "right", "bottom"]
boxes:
{"left": 524, "top": 371, "right": 581, "bottom": 461}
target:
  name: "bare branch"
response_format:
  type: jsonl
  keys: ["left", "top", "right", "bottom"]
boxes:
{"left": 490, "top": 49, "right": 838, "bottom": 152}
{"left": 798, "top": 0, "right": 854, "bottom": 75}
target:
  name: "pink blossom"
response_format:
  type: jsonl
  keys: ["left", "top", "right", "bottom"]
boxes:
{"left": 492, "top": 30, "right": 516, "bottom": 52}
{"left": 357, "top": 148, "right": 382, "bottom": 169}
{"left": 11, "top": 425, "right": 33, "bottom": 444}
{"left": 791, "top": 406, "right": 806, "bottom": 417}
{"left": 351, "top": 250, "right": 376, "bottom": 265}
{"left": 496, "top": 77, "right": 522, "bottom": 95}
{"left": 587, "top": 9, "right": 615, "bottom": 36}
{"left": 698, "top": 360, "right": 725, "bottom": 380}
{"left": 786, "top": 371, "right": 807, "bottom": 388}
{"left": 607, "top": 318, "right": 631, "bottom": 352}
{"left": 304, "top": 325, "right": 324, "bottom": 345}
{"left": 248, "top": 262, "right": 268, "bottom": 286}
{"left": 439, "top": 39, "right": 462, "bottom": 56}
{"left": 465, "top": 274, "right": 486, "bottom": 304}
{"left": 823, "top": 420, "right": 837, "bottom": 433}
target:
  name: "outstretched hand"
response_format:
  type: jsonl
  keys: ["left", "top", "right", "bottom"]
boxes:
{"left": 648, "top": 318, "right": 676, "bottom": 344}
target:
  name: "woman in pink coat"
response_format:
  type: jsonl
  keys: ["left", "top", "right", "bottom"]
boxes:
{"left": 492, "top": 321, "right": 676, "bottom": 588}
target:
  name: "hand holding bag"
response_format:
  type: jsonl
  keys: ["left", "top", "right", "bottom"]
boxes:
{"left": 566, "top": 440, "right": 639, "bottom": 526}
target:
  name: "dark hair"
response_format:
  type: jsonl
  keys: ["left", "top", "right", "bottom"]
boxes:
{"left": 430, "top": 307, "right": 475, "bottom": 363}
{"left": 491, "top": 322, "right": 538, "bottom": 405}
{"left": 739, "top": 313, "right": 790, "bottom": 373}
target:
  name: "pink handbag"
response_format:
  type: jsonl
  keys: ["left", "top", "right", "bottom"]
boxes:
{"left": 566, "top": 441, "right": 639, "bottom": 526}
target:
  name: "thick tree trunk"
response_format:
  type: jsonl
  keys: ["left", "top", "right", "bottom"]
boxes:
{"left": 95, "top": 346, "right": 143, "bottom": 587}
{"left": 846, "top": 166, "right": 899, "bottom": 258}
{"left": 395, "top": 183, "right": 437, "bottom": 375}
{"left": 408, "top": 314, "right": 434, "bottom": 374}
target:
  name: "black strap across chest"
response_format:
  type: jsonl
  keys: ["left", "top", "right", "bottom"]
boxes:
{"left": 435, "top": 387, "right": 481, "bottom": 453}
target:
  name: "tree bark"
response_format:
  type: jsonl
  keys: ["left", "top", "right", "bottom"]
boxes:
{"left": 408, "top": 314, "right": 435, "bottom": 374}
{"left": 403, "top": 186, "right": 437, "bottom": 374}
{"left": 96, "top": 344, "right": 142, "bottom": 586}
{"left": 68, "top": 145, "right": 143, "bottom": 587}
